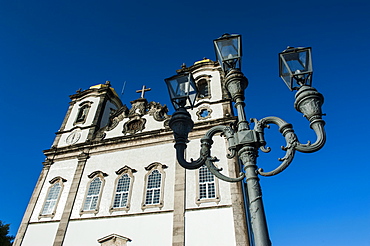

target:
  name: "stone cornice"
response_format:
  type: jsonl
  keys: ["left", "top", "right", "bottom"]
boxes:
{"left": 43, "top": 117, "right": 237, "bottom": 161}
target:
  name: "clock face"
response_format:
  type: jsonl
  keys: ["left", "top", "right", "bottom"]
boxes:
{"left": 66, "top": 131, "right": 81, "bottom": 145}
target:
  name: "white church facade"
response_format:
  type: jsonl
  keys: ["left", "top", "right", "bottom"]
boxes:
{"left": 14, "top": 59, "right": 249, "bottom": 246}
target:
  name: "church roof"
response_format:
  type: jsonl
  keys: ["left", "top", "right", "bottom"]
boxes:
{"left": 89, "top": 82, "right": 119, "bottom": 98}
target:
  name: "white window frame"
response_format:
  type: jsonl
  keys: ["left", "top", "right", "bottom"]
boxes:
{"left": 110, "top": 166, "right": 136, "bottom": 213}
{"left": 142, "top": 162, "right": 167, "bottom": 210}
{"left": 80, "top": 171, "right": 107, "bottom": 215}
{"left": 196, "top": 165, "right": 220, "bottom": 205}
{"left": 39, "top": 176, "right": 66, "bottom": 219}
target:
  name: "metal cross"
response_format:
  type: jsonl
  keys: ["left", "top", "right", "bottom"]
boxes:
{"left": 136, "top": 85, "right": 151, "bottom": 98}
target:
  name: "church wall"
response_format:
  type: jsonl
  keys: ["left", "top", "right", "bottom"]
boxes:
{"left": 185, "top": 207, "right": 236, "bottom": 246}
{"left": 30, "top": 159, "right": 77, "bottom": 222}
{"left": 63, "top": 212, "right": 173, "bottom": 245}
{"left": 70, "top": 142, "right": 176, "bottom": 219}
{"left": 22, "top": 222, "right": 59, "bottom": 246}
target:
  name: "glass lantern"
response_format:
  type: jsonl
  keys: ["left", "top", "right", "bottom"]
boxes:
{"left": 214, "top": 34, "right": 242, "bottom": 72}
{"left": 165, "top": 72, "right": 198, "bottom": 110}
{"left": 279, "top": 46, "right": 313, "bottom": 90}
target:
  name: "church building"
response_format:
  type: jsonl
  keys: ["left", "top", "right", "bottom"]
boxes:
{"left": 14, "top": 59, "right": 249, "bottom": 246}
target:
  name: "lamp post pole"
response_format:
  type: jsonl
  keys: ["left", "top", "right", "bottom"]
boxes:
{"left": 224, "top": 68, "right": 271, "bottom": 245}
{"left": 165, "top": 34, "right": 326, "bottom": 246}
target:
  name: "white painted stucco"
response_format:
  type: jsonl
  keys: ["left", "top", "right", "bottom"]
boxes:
{"left": 64, "top": 213, "right": 173, "bottom": 246}
{"left": 185, "top": 207, "right": 236, "bottom": 246}
{"left": 22, "top": 222, "right": 59, "bottom": 246}
{"left": 30, "top": 159, "right": 77, "bottom": 222}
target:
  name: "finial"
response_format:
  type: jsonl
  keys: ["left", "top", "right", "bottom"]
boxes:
{"left": 105, "top": 81, "right": 111, "bottom": 87}
{"left": 181, "top": 63, "right": 187, "bottom": 69}
{"left": 76, "top": 88, "right": 82, "bottom": 93}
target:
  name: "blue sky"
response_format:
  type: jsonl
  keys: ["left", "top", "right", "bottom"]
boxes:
{"left": 1, "top": 0, "right": 369, "bottom": 245}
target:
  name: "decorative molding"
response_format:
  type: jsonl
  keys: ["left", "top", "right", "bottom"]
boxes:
{"left": 128, "top": 98, "right": 147, "bottom": 118}
{"left": 38, "top": 178, "right": 65, "bottom": 220}
{"left": 123, "top": 117, "right": 147, "bottom": 135}
{"left": 94, "top": 99, "right": 170, "bottom": 140}
{"left": 115, "top": 165, "right": 137, "bottom": 175}
{"left": 148, "top": 101, "right": 171, "bottom": 122}
{"left": 80, "top": 173, "right": 106, "bottom": 215}
{"left": 195, "top": 77, "right": 212, "bottom": 101}
{"left": 74, "top": 101, "right": 93, "bottom": 125}
{"left": 93, "top": 105, "right": 129, "bottom": 141}
{"left": 196, "top": 106, "right": 213, "bottom": 120}
{"left": 77, "top": 152, "right": 90, "bottom": 161}
{"left": 110, "top": 166, "right": 136, "bottom": 213}
{"left": 144, "top": 162, "right": 168, "bottom": 171}
{"left": 88, "top": 170, "right": 108, "bottom": 179}
{"left": 141, "top": 162, "right": 167, "bottom": 211}
{"left": 42, "top": 158, "right": 54, "bottom": 167}
{"left": 97, "top": 233, "right": 132, "bottom": 245}
{"left": 49, "top": 176, "right": 67, "bottom": 184}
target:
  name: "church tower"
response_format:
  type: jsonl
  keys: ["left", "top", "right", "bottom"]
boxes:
{"left": 14, "top": 59, "right": 249, "bottom": 246}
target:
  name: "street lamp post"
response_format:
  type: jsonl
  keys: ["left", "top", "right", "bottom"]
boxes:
{"left": 165, "top": 34, "right": 326, "bottom": 246}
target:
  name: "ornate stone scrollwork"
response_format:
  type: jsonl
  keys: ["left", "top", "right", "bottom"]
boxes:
{"left": 123, "top": 116, "right": 147, "bottom": 135}
{"left": 94, "top": 105, "right": 129, "bottom": 140}
{"left": 148, "top": 102, "right": 171, "bottom": 122}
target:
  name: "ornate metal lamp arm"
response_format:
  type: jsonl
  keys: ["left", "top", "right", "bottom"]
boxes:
{"left": 294, "top": 86, "right": 326, "bottom": 153}
{"left": 253, "top": 117, "right": 298, "bottom": 177}
{"left": 254, "top": 86, "right": 326, "bottom": 177}
{"left": 201, "top": 125, "right": 245, "bottom": 182}
{"left": 170, "top": 109, "right": 245, "bottom": 181}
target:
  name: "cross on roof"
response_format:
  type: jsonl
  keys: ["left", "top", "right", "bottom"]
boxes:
{"left": 136, "top": 85, "right": 151, "bottom": 98}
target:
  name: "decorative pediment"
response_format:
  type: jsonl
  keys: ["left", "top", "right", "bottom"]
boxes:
{"left": 94, "top": 98, "right": 170, "bottom": 140}
{"left": 49, "top": 176, "right": 67, "bottom": 184}
{"left": 97, "top": 234, "right": 131, "bottom": 246}
{"left": 144, "top": 162, "right": 168, "bottom": 171}
{"left": 115, "top": 166, "right": 137, "bottom": 175}
{"left": 88, "top": 170, "right": 108, "bottom": 179}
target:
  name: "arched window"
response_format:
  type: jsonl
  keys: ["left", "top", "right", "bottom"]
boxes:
{"left": 83, "top": 177, "right": 102, "bottom": 211}
{"left": 39, "top": 176, "right": 66, "bottom": 219}
{"left": 75, "top": 101, "right": 93, "bottom": 125}
{"left": 81, "top": 171, "right": 107, "bottom": 215}
{"left": 145, "top": 170, "right": 161, "bottom": 205}
{"left": 111, "top": 166, "right": 136, "bottom": 212}
{"left": 196, "top": 165, "right": 220, "bottom": 205}
{"left": 142, "top": 162, "right": 167, "bottom": 210}
{"left": 42, "top": 183, "right": 61, "bottom": 214}
{"left": 197, "top": 79, "right": 210, "bottom": 99}
{"left": 113, "top": 174, "right": 131, "bottom": 208}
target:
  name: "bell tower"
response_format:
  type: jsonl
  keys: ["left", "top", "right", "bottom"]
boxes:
{"left": 52, "top": 81, "right": 123, "bottom": 148}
